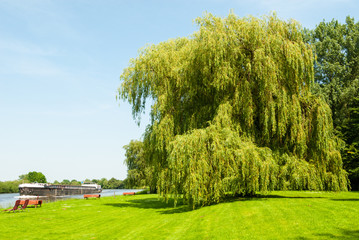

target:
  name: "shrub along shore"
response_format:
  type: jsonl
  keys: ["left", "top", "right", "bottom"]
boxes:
{"left": 1, "top": 191, "right": 358, "bottom": 239}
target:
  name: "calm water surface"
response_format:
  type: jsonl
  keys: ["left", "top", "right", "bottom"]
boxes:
{"left": 0, "top": 189, "right": 142, "bottom": 208}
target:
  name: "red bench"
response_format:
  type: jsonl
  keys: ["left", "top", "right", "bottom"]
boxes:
{"left": 84, "top": 194, "right": 101, "bottom": 199}
{"left": 123, "top": 192, "right": 135, "bottom": 195}
{"left": 19, "top": 200, "right": 42, "bottom": 208}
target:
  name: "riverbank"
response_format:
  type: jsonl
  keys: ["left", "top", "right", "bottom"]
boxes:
{"left": 1, "top": 191, "right": 358, "bottom": 239}
{"left": 0, "top": 189, "right": 142, "bottom": 209}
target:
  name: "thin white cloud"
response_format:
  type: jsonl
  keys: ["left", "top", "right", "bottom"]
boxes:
{"left": 0, "top": 38, "right": 59, "bottom": 56}
{"left": 256, "top": 0, "right": 352, "bottom": 12}
{"left": 256, "top": 0, "right": 350, "bottom": 5}
{"left": 0, "top": 0, "right": 74, "bottom": 24}
{"left": 17, "top": 58, "right": 64, "bottom": 77}
{"left": 0, "top": 1, "right": 84, "bottom": 79}
{"left": 0, "top": 0, "right": 85, "bottom": 44}
{"left": 0, "top": 54, "right": 65, "bottom": 77}
{"left": 36, "top": 103, "right": 114, "bottom": 118}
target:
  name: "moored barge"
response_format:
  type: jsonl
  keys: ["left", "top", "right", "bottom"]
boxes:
{"left": 19, "top": 183, "right": 102, "bottom": 197}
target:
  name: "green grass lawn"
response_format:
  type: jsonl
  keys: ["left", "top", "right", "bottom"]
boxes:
{"left": 1, "top": 191, "right": 358, "bottom": 240}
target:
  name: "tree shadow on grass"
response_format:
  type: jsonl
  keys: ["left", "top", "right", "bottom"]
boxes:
{"left": 105, "top": 192, "right": 329, "bottom": 213}
{"left": 103, "top": 198, "right": 192, "bottom": 214}
{"left": 330, "top": 198, "right": 359, "bottom": 201}
{"left": 104, "top": 193, "right": 328, "bottom": 215}
{"left": 226, "top": 194, "right": 326, "bottom": 202}
{"left": 257, "top": 193, "right": 327, "bottom": 199}
{"left": 298, "top": 228, "right": 359, "bottom": 240}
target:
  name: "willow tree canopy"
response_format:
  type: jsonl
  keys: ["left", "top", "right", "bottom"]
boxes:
{"left": 119, "top": 13, "right": 348, "bottom": 207}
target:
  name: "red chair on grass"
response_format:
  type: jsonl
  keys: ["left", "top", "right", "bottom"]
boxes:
{"left": 19, "top": 199, "right": 29, "bottom": 211}
{"left": 3, "top": 200, "right": 21, "bottom": 213}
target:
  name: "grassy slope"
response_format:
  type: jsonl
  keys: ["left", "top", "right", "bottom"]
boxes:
{"left": 1, "top": 191, "right": 358, "bottom": 240}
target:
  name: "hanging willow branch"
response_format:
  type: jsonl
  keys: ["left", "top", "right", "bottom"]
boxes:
{"left": 119, "top": 13, "right": 348, "bottom": 208}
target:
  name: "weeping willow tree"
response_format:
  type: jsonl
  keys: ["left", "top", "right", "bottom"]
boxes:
{"left": 119, "top": 13, "right": 348, "bottom": 208}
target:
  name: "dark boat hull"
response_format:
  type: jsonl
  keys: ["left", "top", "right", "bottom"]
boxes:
{"left": 19, "top": 185, "right": 102, "bottom": 196}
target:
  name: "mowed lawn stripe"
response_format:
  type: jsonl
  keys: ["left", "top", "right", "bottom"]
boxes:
{"left": 1, "top": 191, "right": 358, "bottom": 239}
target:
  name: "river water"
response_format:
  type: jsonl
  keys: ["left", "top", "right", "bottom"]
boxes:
{"left": 0, "top": 189, "right": 143, "bottom": 209}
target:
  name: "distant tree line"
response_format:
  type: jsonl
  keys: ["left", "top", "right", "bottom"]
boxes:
{"left": 0, "top": 171, "right": 48, "bottom": 193}
{"left": 53, "top": 178, "right": 126, "bottom": 189}
{"left": 19, "top": 171, "right": 47, "bottom": 183}
{"left": 0, "top": 171, "right": 48, "bottom": 194}
{"left": 0, "top": 171, "right": 127, "bottom": 193}
{"left": 0, "top": 180, "right": 24, "bottom": 193}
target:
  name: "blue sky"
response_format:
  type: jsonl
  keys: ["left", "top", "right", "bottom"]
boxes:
{"left": 0, "top": 0, "right": 357, "bottom": 182}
